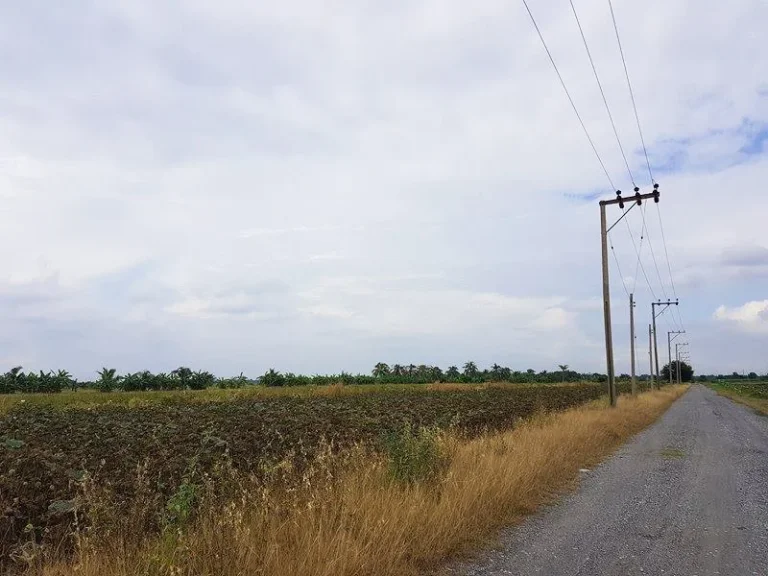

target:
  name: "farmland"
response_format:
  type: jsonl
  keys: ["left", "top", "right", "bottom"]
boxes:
{"left": 0, "top": 381, "right": 640, "bottom": 568}
{"left": 709, "top": 379, "right": 768, "bottom": 415}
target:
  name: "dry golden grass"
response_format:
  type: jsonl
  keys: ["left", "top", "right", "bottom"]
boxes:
{"left": 34, "top": 386, "right": 687, "bottom": 576}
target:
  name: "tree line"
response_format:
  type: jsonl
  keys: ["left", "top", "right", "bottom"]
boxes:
{"left": 0, "top": 360, "right": 713, "bottom": 395}
{"left": 0, "top": 366, "right": 250, "bottom": 394}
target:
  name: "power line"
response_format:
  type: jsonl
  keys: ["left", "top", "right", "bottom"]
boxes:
{"left": 569, "top": 0, "right": 635, "bottom": 187}
{"left": 656, "top": 203, "right": 685, "bottom": 330}
{"left": 607, "top": 0, "right": 654, "bottom": 185}
{"left": 639, "top": 203, "right": 673, "bottom": 308}
{"left": 623, "top": 209, "right": 657, "bottom": 301}
{"left": 522, "top": 0, "right": 616, "bottom": 191}
{"left": 608, "top": 231, "right": 630, "bottom": 298}
{"left": 631, "top": 201, "right": 648, "bottom": 294}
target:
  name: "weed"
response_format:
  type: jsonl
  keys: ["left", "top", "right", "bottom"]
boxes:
{"left": 384, "top": 425, "right": 449, "bottom": 484}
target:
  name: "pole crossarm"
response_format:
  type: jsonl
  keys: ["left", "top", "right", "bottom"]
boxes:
{"left": 602, "top": 188, "right": 660, "bottom": 233}
{"left": 653, "top": 300, "right": 679, "bottom": 319}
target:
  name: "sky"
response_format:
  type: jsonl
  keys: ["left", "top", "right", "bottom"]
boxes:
{"left": 0, "top": 0, "right": 766, "bottom": 379}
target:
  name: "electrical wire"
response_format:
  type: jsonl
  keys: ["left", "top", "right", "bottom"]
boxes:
{"left": 608, "top": 231, "right": 631, "bottom": 298}
{"left": 522, "top": 0, "right": 616, "bottom": 191}
{"left": 631, "top": 202, "right": 648, "bottom": 295}
{"left": 623, "top": 210, "right": 657, "bottom": 301}
{"left": 607, "top": 0, "right": 654, "bottom": 185}
{"left": 569, "top": 0, "right": 635, "bottom": 187}
{"left": 656, "top": 203, "right": 685, "bottom": 330}
{"left": 639, "top": 205, "right": 675, "bottom": 316}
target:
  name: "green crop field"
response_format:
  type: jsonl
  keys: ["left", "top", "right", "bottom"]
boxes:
{"left": 710, "top": 379, "right": 768, "bottom": 398}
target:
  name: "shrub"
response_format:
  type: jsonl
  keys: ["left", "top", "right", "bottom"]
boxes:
{"left": 384, "top": 425, "right": 449, "bottom": 485}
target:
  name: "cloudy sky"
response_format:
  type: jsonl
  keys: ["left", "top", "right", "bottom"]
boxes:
{"left": 1, "top": 0, "right": 766, "bottom": 379}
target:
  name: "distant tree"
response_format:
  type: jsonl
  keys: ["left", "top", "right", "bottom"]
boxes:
{"left": 748, "top": 372, "right": 758, "bottom": 380}
{"left": 558, "top": 364, "right": 569, "bottom": 383}
{"left": 446, "top": 366, "right": 460, "bottom": 381}
{"left": 172, "top": 367, "right": 193, "bottom": 389}
{"left": 462, "top": 361, "right": 478, "bottom": 379}
{"left": 97, "top": 368, "right": 119, "bottom": 393}
{"left": 1, "top": 366, "right": 24, "bottom": 393}
{"left": 661, "top": 361, "right": 694, "bottom": 383}
{"left": 56, "top": 370, "right": 76, "bottom": 392}
{"left": 392, "top": 364, "right": 404, "bottom": 377}
{"left": 416, "top": 365, "right": 431, "bottom": 380}
{"left": 372, "top": 363, "right": 391, "bottom": 378}
{"left": 261, "top": 369, "right": 285, "bottom": 387}
{"left": 189, "top": 370, "right": 215, "bottom": 390}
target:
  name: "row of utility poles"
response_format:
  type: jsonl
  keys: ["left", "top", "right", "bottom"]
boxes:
{"left": 600, "top": 185, "right": 688, "bottom": 407}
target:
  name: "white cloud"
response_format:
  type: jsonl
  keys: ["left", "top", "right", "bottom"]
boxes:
{"left": 714, "top": 300, "right": 768, "bottom": 333}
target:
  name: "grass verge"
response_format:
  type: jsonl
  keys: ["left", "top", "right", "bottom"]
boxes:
{"left": 29, "top": 386, "right": 687, "bottom": 576}
{"left": 713, "top": 388, "right": 768, "bottom": 416}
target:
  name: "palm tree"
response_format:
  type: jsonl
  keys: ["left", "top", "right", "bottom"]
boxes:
{"left": 4, "top": 366, "right": 23, "bottom": 391}
{"left": 172, "top": 366, "right": 193, "bottom": 389}
{"left": 558, "top": 364, "right": 569, "bottom": 383}
{"left": 462, "top": 361, "right": 478, "bottom": 379}
{"left": 56, "top": 369, "right": 76, "bottom": 391}
{"left": 372, "top": 363, "right": 391, "bottom": 378}
{"left": 430, "top": 366, "right": 444, "bottom": 382}
{"left": 97, "top": 367, "right": 118, "bottom": 393}
{"left": 446, "top": 366, "right": 460, "bottom": 381}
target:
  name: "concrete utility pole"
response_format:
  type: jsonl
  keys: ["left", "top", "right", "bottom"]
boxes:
{"left": 652, "top": 299, "right": 679, "bottom": 381}
{"left": 630, "top": 293, "right": 637, "bottom": 395}
{"left": 675, "top": 342, "right": 688, "bottom": 384}
{"left": 600, "top": 186, "right": 660, "bottom": 407}
{"left": 649, "top": 323, "right": 654, "bottom": 390}
{"left": 667, "top": 330, "right": 685, "bottom": 385}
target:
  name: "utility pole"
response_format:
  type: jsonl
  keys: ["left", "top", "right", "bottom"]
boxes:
{"left": 651, "top": 299, "right": 679, "bottom": 381}
{"left": 630, "top": 293, "right": 637, "bottom": 395}
{"left": 600, "top": 186, "right": 660, "bottom": 407}
{"left": 667, "top": 330, "right": 685, "bottom": 385}
{"left": 648, "top": 323, "right": 654, "bottom": 390}
{"left": 675, "top": 343, "right": 689, "bottom": 385}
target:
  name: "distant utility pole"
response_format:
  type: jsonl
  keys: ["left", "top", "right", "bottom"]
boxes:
{"left": 630, "top": 293, "right": 637, "bottom": 395}
{"left": 648, "top": 323, "right": 654, "bottom": 390}
{"left": 667, "top": 330, "right": 685, "bottom": 385}
{"left": 652, "top": 298, "right": 679, "bottom": 381}
{"left": 675, "top": 342, "right": 689, "bottom": 385}
{"left": 600, "top": 186, "right": 660, "bottom": 407}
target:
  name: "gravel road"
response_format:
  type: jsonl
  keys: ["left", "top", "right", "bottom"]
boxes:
{"left": 450, "top": 385, "right": 768, "bottom": 576}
